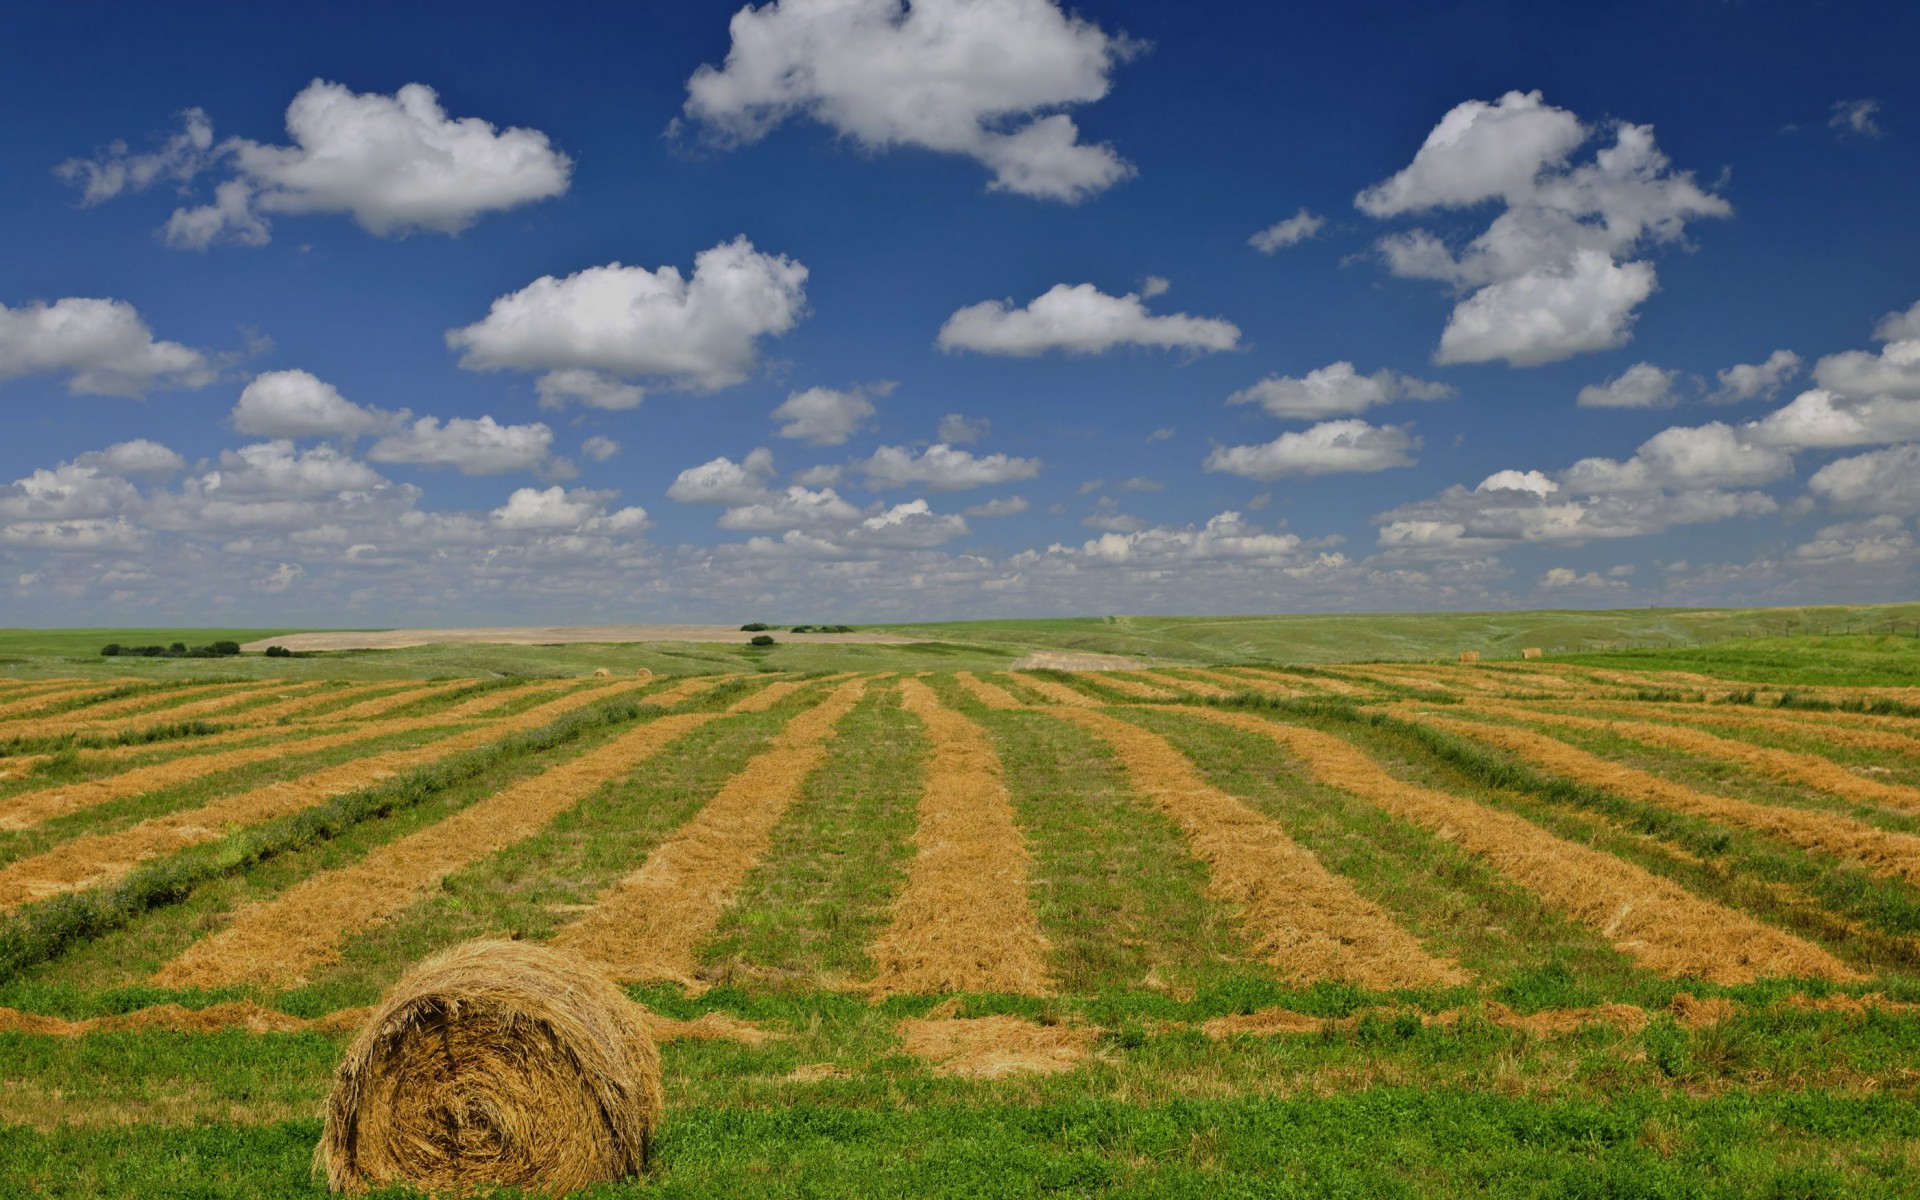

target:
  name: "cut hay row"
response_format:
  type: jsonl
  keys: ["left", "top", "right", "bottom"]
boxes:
{"left": 1133, "top": 671, "right": 1235, "bottom": 699}
{"left": 0, "top": 679, "right": 651, "bottom": 912}
{"left": 1178, "top": 706, "right": 1854, "bottom": 984}
{"left": 1012, "top": 674, "right": 1102, "bottom": 707}
{"left": 1051, "top": 707, "right": 1467, "bottom": 990}
{"left": 0, "top": 681, "right": 266, "bottom": 736}
{"left": 646, "top": 673, "right": 735, "bottom": 708}
{"left": 284, "top": 679, "right": 476, "bottom": 724}
{"left": 553, "top": 678, "right": 872, "bottom": 984}
{"left": 864, "top": 679, "right": 1052, "bottom": 996}
{"left": 1181, "top": 668, "right": 1278, "bottom": 696}
{"left": 896, "top": 1014, "right": 1092, "bottom": 1078}
{"left": 1476, "top": 697, "right": 1920, "bottom": 759}
{"left": 0, "top": 682, "right": 145, "bottom": 723}
{"left": 1409, "top": 712, "right": 1920, "bottom": 889}
{"left": 1222, "top": 666, "right": 1372, "bottom": 698}
{"left": 1088, "top": 673, "right": 1182, "bottom": 701}
{"left": 722, "top": 676, "right": 811, "bottom": 713}
{"left": 7, "top": 681, "right": 366, "bottom": 745}
{"left": 1198, "top": 668, "right": 1310, "bottom": 699}
{"left": 952, "top": 672, "right": 1022, "bottom": 710}
{"left": 152, "top": 710, "right": 730, "bottom": 989}
{"left": 1465, "top": 701, "right": 1920, "bottom": 814}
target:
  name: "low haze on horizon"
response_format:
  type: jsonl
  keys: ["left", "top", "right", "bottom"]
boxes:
{"left": 2, "top": 0, "right": 1917, "bottom": 626}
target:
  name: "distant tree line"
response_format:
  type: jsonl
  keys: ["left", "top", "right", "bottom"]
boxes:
{"left": 739, "top": 623, "right": 855, "bottom": 634}
{"left": 101, "top": 641, "right": 242, "bottom": 658}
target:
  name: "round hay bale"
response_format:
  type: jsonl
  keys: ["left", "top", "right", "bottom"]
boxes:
{"left": 318, "top": 940, "right": 663, "bottom": 1196}
{"left": 635, "top": 668, "right": 653, "bottom": 680}
{"left": 592, "top": 667, "right": 612, "bottom": 678}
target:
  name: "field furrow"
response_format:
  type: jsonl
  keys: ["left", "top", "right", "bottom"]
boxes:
{"left": 552, "top": 679, "right": 870, "bottom": 984}
{"left": 0, "top": 680, "right": 649, "bottom": 911}
{"left": 1051, "top": 707, "right": 1468, "bottom": 989}
{"left": 1179, "top": 707, "right": 1854, "bottom": 984}
{"left": 864, "top": 679, "right": 1052, "bottom": 995}
{"left": 1410, "top": 712, "right": 1920, "bottom": 887}
{"left": 151, "top": 712, "right": 726, "bottom": 989}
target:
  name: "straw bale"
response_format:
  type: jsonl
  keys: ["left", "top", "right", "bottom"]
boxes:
{"left": 1459, "top": 651, "right": 1481, "bottom": 665}
{"left": 593, "top": 668, "right": 612, "bottom": 678}
{"left": 317, "top": 940, "right": 662, "bottom": 1196}
{"left": 1185, "top": 706, "right": 1854, "bottom": 984}
{"left": 1522, "top": 648, "right": 1544, "bottom": 660}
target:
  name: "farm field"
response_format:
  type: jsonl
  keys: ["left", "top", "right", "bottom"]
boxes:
{"left": 4, "top": 648, "right": 1920, "bottom": 1195}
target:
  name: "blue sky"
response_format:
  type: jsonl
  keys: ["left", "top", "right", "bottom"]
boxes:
{"left": 2, "top": 0, "right": 1917, "bottom": 625}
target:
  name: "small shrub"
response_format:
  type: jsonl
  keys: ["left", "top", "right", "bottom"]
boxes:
{"left": 750, "top": 634, "right": 776, "bottom": 647}
{"left": 100, "top": 643, "right": 121, "bottom": 657}
{"left": 740, "top": 623, "right": 769, "bottom": 632}
{"left": 265, "top": 645, "right": 294, "bottom": 658}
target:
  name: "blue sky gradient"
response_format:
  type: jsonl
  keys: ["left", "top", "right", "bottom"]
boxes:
{"left": 2, "top": 0, "right": 1917, "bottom": 624}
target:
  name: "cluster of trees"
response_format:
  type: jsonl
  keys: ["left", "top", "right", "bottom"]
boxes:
{"left": 101, "top": 641, "right": 242, "bottom": 658}
{"left": 739, "top": 623, "right": 855, "bottom": 634}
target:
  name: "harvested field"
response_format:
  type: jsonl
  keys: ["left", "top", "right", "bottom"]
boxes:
{"left": 1051, "top": 707, "right": 1467, "bottom": 989}
{"left": 552, "top": 679, "right": 871, "bottom": 983}
{"left": 1406, "top": 712, "right": 1920, "bottom": 888}
{"left": 864, "top": 679, "right": 1051, "bottom": 995}
{"left": 1178, "top": 707, "right": 1854, "bottom": 984}
{"left": 7, "top": 652, "right": 1920, "bottom": 1199}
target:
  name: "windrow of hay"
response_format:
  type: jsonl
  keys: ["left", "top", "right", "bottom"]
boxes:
{"left": 863, "top": 679, "right": 1053, "bottom": 996}
{"left": 553, "top": 679, "right": 871, "bottom": 985}
{"left": 0, "top": 682, "right": 264, "bottom": 739}
{"left": 1051, "top": 708, "right": 1467, "bottom": 990}
{"left": 1200, "top": 1001, "right": 1654, "bottom": 1040}
{"left": 722, "top": 676, "right": 810, "bottom": 713}
{"left": 1181, "top": 706, "right": 1854, "bottom": 984}
{"left": 1522, "top": 699, "right": 1920, "bottom": 757}
{"left": 0, "top": 680, "right": 649, "bottom": 912}
{"left": 317, "top": 940, "right": 662, "bottom": 1197}
{"left": 1222, "top": 667, "right": 1373, "bottom": 698}
{"left": 1013, "top": 674, "right": 1103, "bottom": 707}
{"left": 153, "top": 711, "right": 725, "bottom": 989}
{"left": 292, "top": 680, "right": 478, "bottom": 724}
{"left": 952, "top": 672, "right": 1023, "bottom": 710}
{"left": 1089, "top": 673, "right": 1182, "bottom": 701}
{"left": 1467, "top": 700, "right": 1920, "bottom": 813}
{"left": 0, "top": 682, "right": 134, "bottom": 722}
{"left": 1407, "top": 712, "right": 1920, "bottom": 889}
{"left": 1135, "top": 671, "right": 1236, "bottom": 699}
{"left": 1181, "top": 669, "right": 1279, "bottom": 696}
{"left": 895, "top": 1014, "right": 1094, "bottom": 1077}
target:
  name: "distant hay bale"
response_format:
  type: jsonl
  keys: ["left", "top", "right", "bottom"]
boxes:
{"left": 1459, "top": 651, "right": 1481, "bottom": 664}
{"left": 1522, "top": 647, "right": 1544, "bottom": 660}
{"left": 318, "top": 940, "right": 663, "bottom": 1196}
{"left": 635, "top": 668, "right": 653, "bottom": 680}
{"left": 592, "top": 667, "right": 612, "bottom": 678}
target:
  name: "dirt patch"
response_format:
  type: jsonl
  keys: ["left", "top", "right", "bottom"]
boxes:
{"left": 1418, "top": 710, "right": 1920, "bottom": 889}
{"left": 1011, "top": 652, "right": 1148, "bottom": 672}
{"left": 1187, "top": 706, "right": 1854, "bottom": 984}
{"left": 242, "top": 624, "right": 914, "bottom": 652}
{"left": 864, "top": 680, "right": 1053, "bottom": 996}
{"left": 0, "top": 680, "right": 649, "bottom": 912}
{"left": 1053, "top": 708, "right": 1467, "bottom": 990}
{"left": 896, "top": 1014, "right": 1095, "bottom": 1078}
{"left": 554, "top": 679, "right": 871, "bottom": 985}
{"left": 953, "top": 672, "right": 1023, "bottom": 710}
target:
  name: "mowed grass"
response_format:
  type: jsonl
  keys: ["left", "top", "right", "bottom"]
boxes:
{"left": 7, "top": 654, "right": 1920, "bottom": 1197}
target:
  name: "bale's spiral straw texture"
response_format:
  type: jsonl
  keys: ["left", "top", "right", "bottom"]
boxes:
{"left": 318, "top": 939, "right": 663, "bottom": 1196}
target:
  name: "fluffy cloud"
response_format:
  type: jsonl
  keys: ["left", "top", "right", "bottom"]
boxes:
{"left": 581, "top": 436, "right": 620, "bottom": 462}
{"left": 717, "top": 486, "right": 863, "bottom": 531}
{"left": 1708, "top": 350, "right": 1802, "bottom": 404}
{"left": 937, "top": 413, "right": 990, "bottom": 444}
{"left": 494, "top": 486, "right": 629, "bottom": 530}
{"left": 1249, "top": 209, "right": 1325, "bottom": 253}
{"left": 1562, "top": 423, "right": 1794, "bottom": 493}
{"left": 771, "top": 382, "right": 890, "bottom": 445}
{"left": 1228, "top": 361, "right": 1452, "bottom": 419}
{"left": 1539, "top": 566, "right": 1627, "bottom": 590}
{"left": 1874, "top": 300, "right": 1920, "bottom": 343}
{"left": 1576, "top": 362, "right": 1681, "bottom": 409}
{"left": 367, "top": 416, "right": 555, "bottom": 475}
{"left": 964, "top": 495, "right": 1028, "bottom": 518}
{"left": 1358, "top": 91, "right": 1729, "bottom": 366}
{"left": 449, "top": 237, "right": 808, "bottom": 394}
{"left": 0, "top": 297, "right": 211, "bottom": 397}
{"left": 1742, "top": 389, "right": 1920, "bottom": 449}
{"left": 1807, "top": 445, "right": 1920, "bottom": 513}
{"left": 231, "top": 369, "right": 398, "bottom": 438}
{"left": 666, "top": 448, "right": 776, "bottom": 505}
{"left": 1056, "top": 510, "right": 1302, "bottom": 565}
{"left": 857, "top": 443, "right": 1043, "bottom": 491}
{"left": 937, "top": 280, "right": 1239, "bottom": 356}
{"left": 197, "top": 441, "right": 387, "bottom": 499}
{"left": 67, "top": 83, "right": 572, "bottom": 248}
{"left": 1794, "top": 515, "right": 1912, "bottom": 566}
{"left": 681, "top": 0, "right": 1139, "bottom": 202}
{"left": 535, "top": 370, "right": 646, "bottom": 411}
{"left": 1204, "top": 420, "right": 1419, "bottom": 480}
{"left": 74, "top": 440, "right": 185, "bottom": 477}
{"left": 1812, "top": 335, "right": 1920, "bottom": 401}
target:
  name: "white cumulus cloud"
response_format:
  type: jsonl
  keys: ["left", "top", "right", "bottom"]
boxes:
{"left": 367, "top": 416, "right": 555, "bottom": 475}
{"left": 231, "top": 369, "right": 400, "bottom": 438}
{"left": 1708, "top": 350, "right": 1802, "bottom": 404}
{"left": 1229, "top": 361, "right": 1452, "bottom": 419}
{"left": 937, "top": 280, "right": 1240, "bottom": 356}
{"left": 1577, "top": 362, "right": 1681, "bottom": 409}
{"left": 0, "top": 297, "right": 211, "bottom": 397}
{"left": 857, "top": 443, "right": 1043, "bottom": 491}
{"left": 681, "top": 0, "right": 1140, "bottom": 202}
{"left": 667, "top": 448, "right": 777, "bottom": 505}
{"left": 1249, "top": 209, "right": 1325, "bottom": 253}
{"left": 449, "top": 237, "right": 808, "bottom": 395}
{"left": 1204, "top": 420, "right": 1420, "bottom": 480}
{"left": 772, "top": 382, "right": 891, "bottom": 446}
